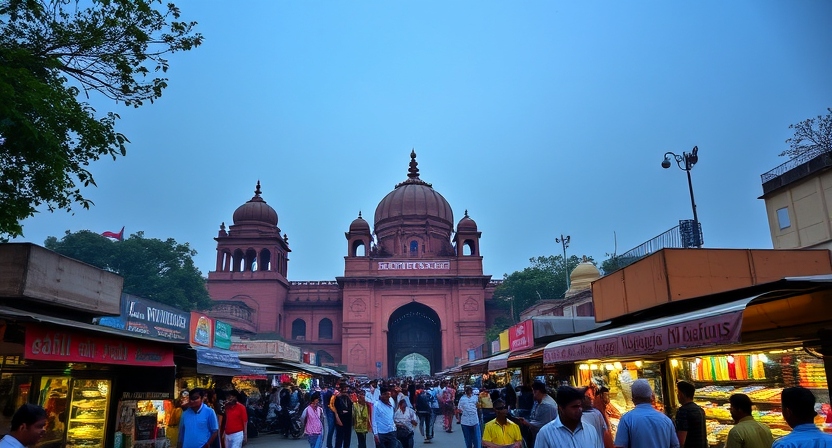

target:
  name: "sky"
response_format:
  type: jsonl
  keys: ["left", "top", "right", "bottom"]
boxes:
{"left": 12, "top": 1, "right": 832, "bottom": 281}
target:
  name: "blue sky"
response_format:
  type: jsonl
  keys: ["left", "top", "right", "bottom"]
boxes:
{"left": 14, "top": 1, "right": 832, "bottom": 281}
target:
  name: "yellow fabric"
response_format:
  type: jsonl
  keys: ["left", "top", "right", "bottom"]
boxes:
{"left": 482, "top": 419, "right": 522, "bottom": 446}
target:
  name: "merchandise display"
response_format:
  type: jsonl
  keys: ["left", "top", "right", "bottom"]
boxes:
{"left": 66, "top": 379, "right": 110, "bottom": 448}
{"left": 37, "top": 376, "right": 70, "bottom": 448}
{"left": 672, "top": 349, "right": 831, "bottom": 447}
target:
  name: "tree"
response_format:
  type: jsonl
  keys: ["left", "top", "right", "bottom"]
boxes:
{"left": 45, "top": 230, "right": 212, "bottom": 311}
{"left": 779, "top": 108, "right": 832, "bottom": 158}
{"left": 485, "top": 315, "right": 514, "bottom": 345}
{"left": 493, "top": 255, "right": 592, "bottom": 322}
{"left": 0, "top": 0, "right": 202, "bottom": 239}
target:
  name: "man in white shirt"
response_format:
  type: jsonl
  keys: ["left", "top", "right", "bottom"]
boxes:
{"left": 457, "top": 386, "right": 481, "bottom": 448}
{"left": 0, "top": 404, "right": 47, "bottom": 448}
{"left": 535, "top": 386, "right": 602, "bottom": 448}
{"left": 373, "top": 387, "right": 398, "bottom": 448}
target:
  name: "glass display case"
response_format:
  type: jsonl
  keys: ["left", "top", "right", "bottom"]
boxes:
{"left": 37, "top": 376, "right": 70, "bottom": 448}
{"left": 671, "top": 348, "right": 831, "bottom": 447}
{"left": 66, "top": 379, "right": 111, "bottom": 448}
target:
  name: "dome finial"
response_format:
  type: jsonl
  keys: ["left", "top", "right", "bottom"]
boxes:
{"left": 358, "top": 211, "right": 362, "bottom": 218}
{"left": 408, "top": 149, "right": 420, "bottom": 179}
{"left": 464, "top": 209, "right": 469, "bottom": 217}
{"left": 255, "top": 180, "right": 262, "bottom": 196}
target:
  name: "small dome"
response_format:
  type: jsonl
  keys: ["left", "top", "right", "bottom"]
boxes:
{"left": 566, "top": 258, "right": 601, "bottom": 296}
{"left": 349, "top": 211, "right": 371, "bottom": 233}
{"left": 233, "top": 181, "right": 278, "bottom": 226}
{"left": 374, "top": 150, "right": 453, "bottom": 229}
{"left": 457, "top": 210, "right": 477, "bottom": 232}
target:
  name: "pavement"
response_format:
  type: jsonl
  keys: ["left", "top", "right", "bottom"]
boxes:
{"left": 247, "top": 419, "right": 465, "bottom": 448}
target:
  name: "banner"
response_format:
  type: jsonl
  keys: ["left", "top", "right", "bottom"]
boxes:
{"left": 499, "top": 331, "right": 509, "bottom": 351}
{"left": 25, "top": 324, "right": 174, "bottom": 366}
{"left": 190, "top": 312, "right": 214, "bottom": 347}
{"left": 509, "top": 320, "right": 534, "bottom": 351}
{"left": 123, "top": 294, "right": 190, "bottom": 342}
{"left": 214, "top": 320, "right": 232, "bottom": 349}
{"left": 544, "top": 310, "right": 744, "bottom": 364}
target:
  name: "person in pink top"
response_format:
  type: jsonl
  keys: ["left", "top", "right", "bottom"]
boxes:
{"left": 301, "top": 392, "right": 325, "bottom": 448}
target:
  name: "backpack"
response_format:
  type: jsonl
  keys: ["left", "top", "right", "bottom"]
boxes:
{"left": 416, "top": 390, "right": 432, "bottom": 413}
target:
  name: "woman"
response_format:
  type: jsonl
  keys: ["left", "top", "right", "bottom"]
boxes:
{"left": 394, "top": 397, "right": 418, "bottom": 448}
{"left": 299, "top": 392, "right": 325, "bottom": 448}
{"left": 353, "top": 391, "right": 371, "bottom": 448}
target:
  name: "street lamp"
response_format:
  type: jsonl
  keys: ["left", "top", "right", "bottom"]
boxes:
{"left": 661, "top": 146, "right": 702, "bottom": 248}
{"left": 555, "top": 234, "right": 570, "bottom": 290}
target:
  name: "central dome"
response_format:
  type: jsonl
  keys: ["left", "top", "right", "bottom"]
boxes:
{"left": 374, "top": 150, "right": 453, "bottom": 228}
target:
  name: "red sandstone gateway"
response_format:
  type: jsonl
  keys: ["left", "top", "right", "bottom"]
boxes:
{"left": 206, "top": 151, "right": 500, "bottom": 376}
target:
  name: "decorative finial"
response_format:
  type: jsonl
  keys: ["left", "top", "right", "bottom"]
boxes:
{"left": 283, "top": 233, "right": 289, "bottom": 243}
{"left": 255, "top": 180, "right": 262, "bottom": 196}
{"left": 358, "top": 211, "right": 362, "bottom": 218}
{"left": 407, "top": 149, "right": 420, "bottom": 179}
{"left": 220, "top": 222, "right": 226, "bottom": 231}
{"left": 464, "top": 209, "right": 469, "bottom": 217}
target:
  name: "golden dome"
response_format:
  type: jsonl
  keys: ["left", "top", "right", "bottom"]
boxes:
{"left": 565, "top": 258, "right": 601, "bottom": 297}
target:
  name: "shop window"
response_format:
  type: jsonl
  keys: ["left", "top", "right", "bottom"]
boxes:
{"left": 776, "top": 207, "right": 791, "bottom": 230}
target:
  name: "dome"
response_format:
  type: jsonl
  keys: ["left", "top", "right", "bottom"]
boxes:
{"left": 232, "top": 181, "right": 278, "bottom": 226}
{"left": 349, "top": 211, "right": 371, "bottom": 233}
{"left": 374, "top": 150, "right": 453, "bottom": 228}
{"left": 457, "top": 210, "right": 478, "bottom": 232}
{"left": 566, "top": 258, "right": 601, "bottom": 295}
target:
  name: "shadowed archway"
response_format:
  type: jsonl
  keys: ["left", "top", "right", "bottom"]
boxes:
{"left": 387, "top": 302, "right": 441, "bottom": 377}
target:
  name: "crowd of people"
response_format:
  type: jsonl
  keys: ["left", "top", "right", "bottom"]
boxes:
{"left": 0, "top": 378, "right": 829, "bottom": 448}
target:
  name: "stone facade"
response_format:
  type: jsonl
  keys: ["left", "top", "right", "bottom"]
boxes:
{"left": 206, "top": 153, "right": 498, "bottom": 376}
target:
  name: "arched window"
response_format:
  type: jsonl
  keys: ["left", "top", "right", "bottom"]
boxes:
{"left": 318, "top": 318, "right": 333, "bottom": 340}
{"left": 245, "top": 249, "right": 257, "bottom": 271}
{"left": 352, "top": 240, "right": 366, "bottom": 257}
{"left": 291, "top": 319, "right": 306, "bottom": 340}
{"left": 410, "top": 240, "right": 418, "bottom": 257}
{"left": 463, "top": 240, "right": 475, "bottom": 256}
{"left": 260, "top": 249, "right": 272, "bottom": 271}
{"left": 232, "top": 249, "right": 245, "bottom": 272}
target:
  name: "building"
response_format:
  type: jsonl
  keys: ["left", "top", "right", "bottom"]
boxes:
{"left": 205, "top": 151, "right": 500, "bottom": 376}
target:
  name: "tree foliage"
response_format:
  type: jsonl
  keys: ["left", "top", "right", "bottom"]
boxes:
{"left": 492, "top": 255, "right": 592, "bottom": 323}
{"left": 779, "top": 108, "right": 832, "bottom": 158}
{"left": 485, "top": 315, "right": 514, "bottom": 344}
{"left": 45, "top": 230, "right": 212, "bottom": 311}
{"left": 0, "top": 0, "right": 202, "bottom": 238}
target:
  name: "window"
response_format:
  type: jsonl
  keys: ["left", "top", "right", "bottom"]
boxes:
{"left": 776, "top": 207, "right": 791, "bottom": 230}
{"left": 410, "top": 241, "right": 418, "bottom": 257}
{"left": 291, "top": 319, "right": 306, "bottom": 340}
{"left": 318, "top": 318, "right": 333, "bottom": 339}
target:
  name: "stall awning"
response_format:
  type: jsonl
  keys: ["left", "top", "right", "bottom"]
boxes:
{"left": 239, "top": 360, "right": 270, "bottom": 375}
{"left": 459, "top": 357, "right": 490, "bottom": 374}
{"left": 238, "top": 355, "right": 341, "bottom": 377}
{"left": 543, "top": 295, "right": 761, "bottom": 364}
{"left": 508, "top": 346, "right": 545, "bottom": 363}
{"left": 488, "top": 352, "right": 510, "bottom": 371}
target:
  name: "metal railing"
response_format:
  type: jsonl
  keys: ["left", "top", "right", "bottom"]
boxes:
{"left": 606, "top": 223, "right": 697, "bottom": 272}
{"left": 761, "top": 149, "right": 830, "bottom": 183}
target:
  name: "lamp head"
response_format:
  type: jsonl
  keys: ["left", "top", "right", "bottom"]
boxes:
{"left": 661, "top": 157, "right": 671, "bottom": 169}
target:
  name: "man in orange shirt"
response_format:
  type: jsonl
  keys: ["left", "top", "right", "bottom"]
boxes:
{"left": 222, "top": 391, "right": 248, "bottom": 448}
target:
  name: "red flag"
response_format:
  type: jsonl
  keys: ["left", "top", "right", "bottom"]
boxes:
{"left": 102, "top": 226, "right": 124, "bottom": 241}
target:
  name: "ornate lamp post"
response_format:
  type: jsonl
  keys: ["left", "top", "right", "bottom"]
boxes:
{"left": 556, "top": 234, "right": 570, "bottom": 290}
{"left": 661, "top": 146, "right": 701, "bottom": 248}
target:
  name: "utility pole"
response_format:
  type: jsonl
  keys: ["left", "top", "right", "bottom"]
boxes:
{"left": 556, "top": 234, "right": 571, "bottom": 291}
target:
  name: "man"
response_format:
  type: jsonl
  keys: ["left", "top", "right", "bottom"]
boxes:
{"left": 367, "top": 380, "right": 380, "bottom": 405}
{"left": 353, "top": 390, "right": 372, "bottom": 448}
{"left": 322, "top": 385, "right": 337, "bottom": 448}
{"left": 0, "top": 404, "right": 47, "bottom": 448}
{"left": 333, "top": 384, "right": 354, "bottom": 448}
{"left": 179, "top": 388, "right": 220, "bottom": 448}
{"left": 517, "top": 381, "right": 557, "bottom": 448}
{"left": 582, "top": 388, "right": 613, "bottom": 448}
{"left": 724, "top": 393, "right": 773, "bottom": 448}
{"left": 593, "top": 386, "right": 621, "bottom": 422}
{"left": 772, "top": 386, "right": 832, "bottom": 448}
{"left": 440, "top": 380, "right": 456, "bottom": 433}
{"left": 415, "top": 383, "right": 435, "bottom": 443}
{"left": 279, "top": 383, "right": 293, "bottom": 437}
{"left": 372, "top": 387, "right": 399, "bottom": 448}
{"left": 614, "top": 379, "right": 679, "bottom": 448}
{"left": 482, "top": 399, "right": 522, "bottom": 448}
{"left": 535, "top": 386, "right": 601, "bottom": 448}
{"left": 457, "top": 386, "right": 481, "bottom": 448}
{"left": 222, "top": 391, "right": 248, "bottom": 448}
{"left": 428, "top": 381, "right": 441, "bottom": 437}
{"left": 675, "top": 381, "right": 706, "bottom": 448}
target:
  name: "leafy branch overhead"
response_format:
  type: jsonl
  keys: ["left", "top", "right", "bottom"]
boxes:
{"left": 0, "top": 0, "right": 202, "bottom": 238}
{"left": 780, "top": 108, "right": 832, "bottom": 158}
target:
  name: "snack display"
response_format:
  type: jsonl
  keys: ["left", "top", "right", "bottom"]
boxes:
{"left": 66, "top": 379, "right": 110, "bottom": 448}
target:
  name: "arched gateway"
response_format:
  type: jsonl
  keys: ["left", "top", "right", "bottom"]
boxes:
{"left": 388, "top": 303, "right": 441, "bottom": 377}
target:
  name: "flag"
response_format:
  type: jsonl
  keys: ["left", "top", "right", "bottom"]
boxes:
{"left": 102, "top": 226, "right": 125, "bottom": 241}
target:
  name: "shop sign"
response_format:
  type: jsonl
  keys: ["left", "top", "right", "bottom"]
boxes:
{"left": 24, "top": 324, "right": 174, "bottom": 366}
{"left": 491, "top": 340, "right": 500, "bottom": 354}
{"left": 123, "top": 295, "right": 190, "bottom": 342}
{"left": 377, "top": 261, "right": 450, "bottom": 270}
{"left": 277, "top": 341, "right": 302, "bottom": 362}
{"left": 499, "top": 331, "right": 509, "bottom": 351}
{"left": 121, "top": 392, "right": 173, "bottom": 400}
{"left": 231, "top": 339, "right": 278, "bottom": 355}
{"left": 195, "top": 348, "right": 240, "bottom": 369}
{"left": 543, "top": 310, "right": 744, "bottom": 364}
{"left": 214, "top": 320, "right": 232, "bottom": 349}
{"left": 509, "top": 320, "right": 534, "bottom": 351}
{"left": 190, "top": 312, "right": 214, "bottom": 347}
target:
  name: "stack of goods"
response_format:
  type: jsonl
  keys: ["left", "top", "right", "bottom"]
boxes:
{"left": 703, "top": 404, "right": 732, "bottom": 421}
{"left": 705, "top": 420, "right": 732, "bottom": 446}
{"left": 798, "top": 360, "right": 827, "bottom": 389}
{"left": 747, "top": 387, "right": 783, "bottom": 404}
{"left": 696, "top": 385, "right": 736, "bottom": 399}
{"left": 691, "top": 356, "right": 766, "bottom": 381}
{"left": 780, "top": 355, "right": 797, "bottom": 387}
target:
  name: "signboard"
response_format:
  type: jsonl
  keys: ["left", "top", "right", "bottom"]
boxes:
{"left": 491, "top": 340, "right": 500, "bottom": 354}
{"left": 123, "top": 295, "right": 190, "bottom": 341}
{"left": 189, "top": 312, "right": 214, "bottom": 347}
{"left": 277, "top": 341, "right": 302, "bottom": 362}
{"left": 376, "top": 361, "right": 382, "bottom": 369}
{"left": 499, "top": 331, "right": 509, "bottom": 351}
{"left": 24, "top": 324, "right": 174, "bottom": 366}
{"left": 543, "top": 310, "right": 744, "bottom": 364}
{"left": 195, "top": 348, "right": 240, "bottom": 369}
{"left": 214, "top": 320, "right": 232, "bottom": 350}
{"left": 509, "top": 320, "right": 534, "bottom": 352}
{"left": 377, "top": 261, "right": 450, "bottom": 271}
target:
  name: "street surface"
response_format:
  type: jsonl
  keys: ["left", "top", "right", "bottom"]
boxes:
{"left": 247, "top": 420, "right": 465, "bottom": 448}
